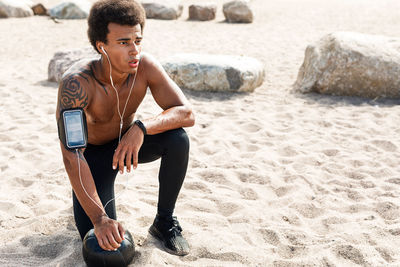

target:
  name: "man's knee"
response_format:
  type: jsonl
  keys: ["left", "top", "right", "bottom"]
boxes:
{"left": 164, "top": 128, "right": 189, "bottom": 155}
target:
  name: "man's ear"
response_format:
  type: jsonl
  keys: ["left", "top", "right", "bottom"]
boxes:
{"left": 96, "top": 42, "right": 105, "bottom": 53}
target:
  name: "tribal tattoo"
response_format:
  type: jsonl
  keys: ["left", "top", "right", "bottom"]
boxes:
{"left": 60, "top": 74, "right": 89, "bottom": 110}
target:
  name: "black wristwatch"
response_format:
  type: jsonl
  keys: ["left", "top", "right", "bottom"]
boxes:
{"left": 134, "top": 120, "right": 147, "bottom": 135}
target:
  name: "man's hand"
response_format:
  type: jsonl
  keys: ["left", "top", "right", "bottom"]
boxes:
{"left": 94, "top": 216, "right": 125, "bottom": 251}
{"left": 112, "top": 124, "right": 145, "bottom": 174}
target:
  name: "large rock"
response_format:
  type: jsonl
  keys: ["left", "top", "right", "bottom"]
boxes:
{"left": 49, "top": 0, "right": 91, "bottom": 19}
{"left": 188, "top": 3, "right": 217, "bottom": 21}
{"left": 162, "top": 53, "right": 264, "bottom": 92}
{"left": 141, "top": 0, "right": 183, "bottom": 20}
{"left": 223, "top": 0, "right": 253, "bottom": 23}
{"left": 294, "top": 32, "right": 400, "bottom": 98}
{"left": 48, "top": 47, "right": 99, "bottom": 83}
{"left": 0, "top": 0, "right": 33, "bottom": 18}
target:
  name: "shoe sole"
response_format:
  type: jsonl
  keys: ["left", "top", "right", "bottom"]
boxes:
{"left": 148, "top": 225, "right": 189, "bottom": 256}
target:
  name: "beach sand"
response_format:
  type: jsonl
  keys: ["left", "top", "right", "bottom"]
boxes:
{"left": 1, "top": 0, "right": 400, "bottom": 266}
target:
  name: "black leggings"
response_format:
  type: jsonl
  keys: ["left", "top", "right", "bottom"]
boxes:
{"left": 73, "top": 128, "right": 189, "bottom": 239}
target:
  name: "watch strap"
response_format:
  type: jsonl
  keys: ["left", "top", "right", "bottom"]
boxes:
{"left": 134, "top": 120, "right": 147, "bottom": 135}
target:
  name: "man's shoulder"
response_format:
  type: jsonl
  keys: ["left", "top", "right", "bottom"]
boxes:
{"left": 139, "top": 52, "right": 160, "bottom": 68}
{"left": 61, "top": 58, "right": 97, "bottom": 85}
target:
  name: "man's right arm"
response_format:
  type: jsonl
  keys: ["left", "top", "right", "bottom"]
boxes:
{"left": 56, "top": 74, "right": 124, "bottom": 251}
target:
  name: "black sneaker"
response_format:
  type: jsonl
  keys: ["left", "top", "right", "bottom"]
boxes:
{"left": 149, "top": 215, "right": 190, "bottom": 256}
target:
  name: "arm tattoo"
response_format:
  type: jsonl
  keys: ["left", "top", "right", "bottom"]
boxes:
{"left": 60, "top": 75, "right": 88, "bottom": 110}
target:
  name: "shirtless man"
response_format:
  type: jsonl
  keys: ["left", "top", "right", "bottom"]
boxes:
{"left": 56, "top": 0, "right": 194, "bottom": 256}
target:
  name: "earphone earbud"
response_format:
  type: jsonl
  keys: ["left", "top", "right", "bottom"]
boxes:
{"left": 101, "top": 46, "right": 106, "bottom": 54}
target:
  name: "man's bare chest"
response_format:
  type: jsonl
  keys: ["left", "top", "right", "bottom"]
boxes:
{"left": 86, "top": 81, "right": 147, "bottom": 125}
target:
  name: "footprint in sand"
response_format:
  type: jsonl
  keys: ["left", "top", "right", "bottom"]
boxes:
{"left": 259, "top": 228, "right": 280, "bottom": 246}
{"left": 184, "top": 181, "right": 212, "bottom": 194}
{"left": 14, "top": 177, "right": 34, "bottom": 187}
{"left": 283, "top": 231, "right": 309, "bottom": 246}
{"left": 47, "top": 107, "right": 55, "bottom": 115}
{"left": 0, "top": 202, "right": 15, "bottom": 213}
{"left": 40, "top": 124, "right": 55, "bottom": 134}
{"left": 322, "top": 148, "right": 340, "bottom": 157}
{"left": 291, "top": 203, "right": 324, "bottom": 219}
{"left": 345, "top": 189, "right": 365, "bottom": 201}
{"left": 345, "top": 170, "right": 367, "bottom": 180}
{"left": 274, "top": 186, "right": 294, "bottom": 197}
{"left": 386, "top": 178, "right": 400, "bottom": 185}
{"left": 198, "top": 169, "right": 229, "bottom": 185}
{"left": 139, "top": 198, "right": 157, "bottom": 207}
{"left": 216, "top": 201, "right": 240, "bottom": 217}
{"left": 237, "top": 170, "right": 267, "bottom": 185}
{"left": 199, "top": 144, "right": 216, "bottom": 155}
{"left": 20, "top": 233, "right": 78, "bottom": 259}
{"left": 137, "top": 216, "right": 152, "bottom": 227}
{"left": 375, "top": 202, "right": 400, "bottom": 220}
{"left": 246, "top": 143, "right": 260, "bottom": 152}
{"left": 275, "top": 244, "right": 308, "bottom": 259}
{"left": 277, "top": 146, "right": 298, "bottom": 157}
{"left": 348, "top": 159, "right": 365, "bottom": 168}
{"left": 360, "top": 180, "right": 376, "bottom": 189}
{"left": 375, "top": 247, "right": 394, "bottom": 263}
{"left": 389, "top": 228, "right": 400, "bottom": 236}
{"left": 239, "top": 122, "right": 262, "bottom": 133}
{"left": 239, "top": 187, "right": 258, "bottom": 200}
{"left": 186, "top": 246, "right": 248, "bottom": 264}
{"left": 322, "top": 216, "right": 348, "bottom": 226}
{"left": 0, "top": 133, "right": 14, "bottom": 142}
{"left": 334, "top": 244, "right": 366, "bottom": 266}
{"left": 371, "top": 140, "right": 398, "bottom": 152}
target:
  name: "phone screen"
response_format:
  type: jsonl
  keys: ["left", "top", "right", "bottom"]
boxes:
{"left": 63, "top": 110, "right": 86, "bottom": 149}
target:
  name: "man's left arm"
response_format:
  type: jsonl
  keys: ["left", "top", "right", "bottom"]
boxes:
{"left": 112, "top": 54, "right": 195, "bottom": 173}
{"left": 142, "top": 53, "right": 195, "bottom": 134}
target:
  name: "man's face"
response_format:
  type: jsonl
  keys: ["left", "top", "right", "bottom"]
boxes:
{"left": 102, "top": 23, "right": 142, "bottom": 74}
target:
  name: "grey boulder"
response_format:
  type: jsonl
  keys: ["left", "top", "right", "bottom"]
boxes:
{"left": 188, "top": 3, "right": 217, "bottom": 21}
{"left": 0, "top": 0, "right": 33, "bottom": 18}
{"left": 162, "top": 53, "right": 264, "bottom": 92}
{"left": 49, "top": 0, "right": 91, "bottom": 19}
{"left": 48, "top": 47, "right": 99, "bottom": 83}
{"left": 223, "top": 0, "right": 253, "bottom": 23}
{"left": 294, "top": 32, "right": 400, "bottom": 98}
{"left": 141, "top": 0, "right": 183, "bottom": 20}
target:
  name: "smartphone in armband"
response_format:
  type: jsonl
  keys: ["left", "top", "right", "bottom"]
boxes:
{"left": 58, "top": 108, "right": 88, "bottom": 150}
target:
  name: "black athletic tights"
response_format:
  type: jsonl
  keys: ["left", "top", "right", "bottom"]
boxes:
{"left": 73, "top": 128, "right": 189, "bottom": 239}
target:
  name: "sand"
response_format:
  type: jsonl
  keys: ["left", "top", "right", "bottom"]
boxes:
{"left": 1, "top": 0, "right": 400, "bottom": 266}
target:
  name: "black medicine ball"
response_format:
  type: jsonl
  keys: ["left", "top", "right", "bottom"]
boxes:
{"left": 82, "top": 229, "right": 135, "bottom": 267}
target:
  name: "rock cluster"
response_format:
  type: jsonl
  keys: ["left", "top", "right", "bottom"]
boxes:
{"left": 1, "top": 0, "right": 255, "bottom": 23}
{"left": 48, "top": 50, "right": 265, "bottom": 93}
{"left": 294, "top": 32, "right": 400, "bottom": 98}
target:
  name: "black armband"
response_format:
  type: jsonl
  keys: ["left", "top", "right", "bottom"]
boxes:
{"left": 57, "top": 108, "right": 88, "bottom": 150}
{"left": 134, "top": 120, "right": 147, "bottom": 135}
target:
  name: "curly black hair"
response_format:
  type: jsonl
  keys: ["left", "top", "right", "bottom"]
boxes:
{"left": 88, "top": 0, "right": 146, "bottom": 53}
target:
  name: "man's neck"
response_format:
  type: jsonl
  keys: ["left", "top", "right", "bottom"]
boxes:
{"left": 98, "top": 57, "right": 129, "bottom": 88}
